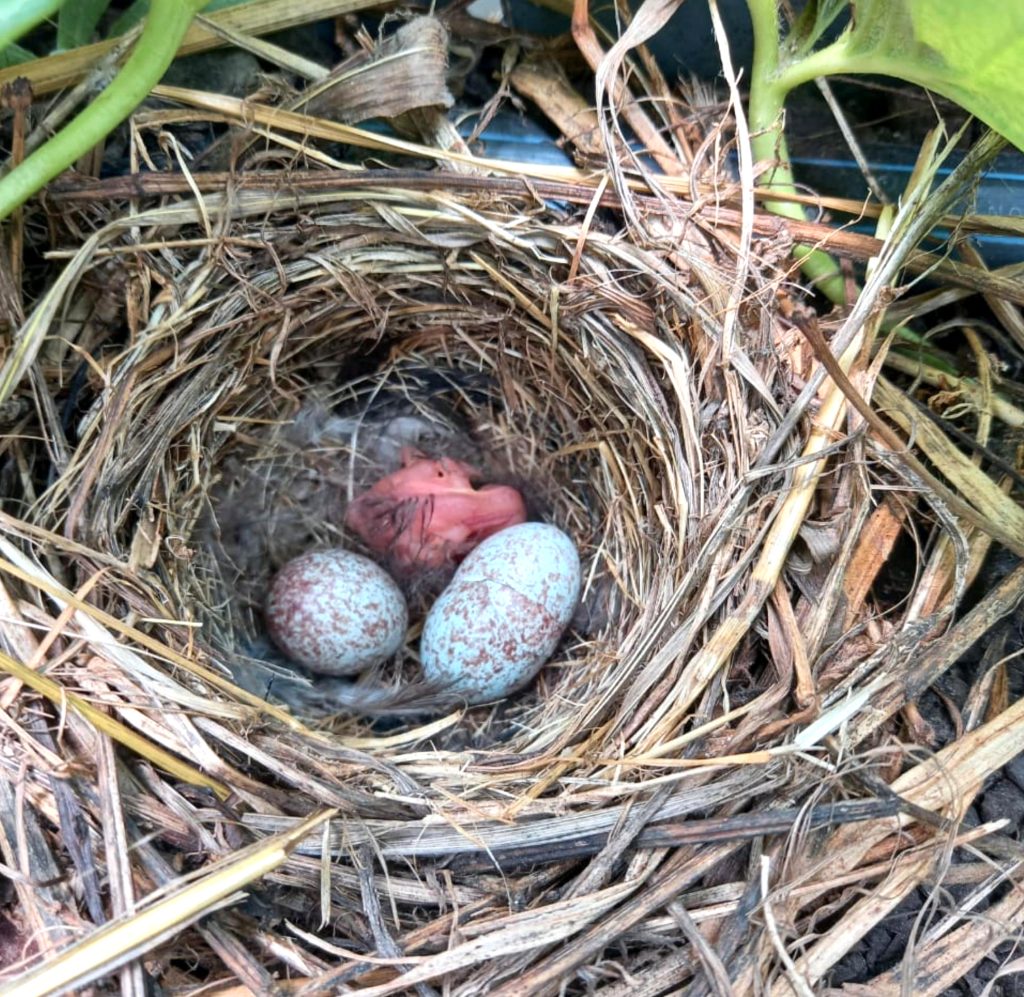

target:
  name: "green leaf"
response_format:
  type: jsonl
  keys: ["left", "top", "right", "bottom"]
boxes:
{"left": 57, "top": 0, "right": 112, "bottom": 49}
{"left": 904, "top": 0, "right": 1024, "bottom": 152}
{"left": 0, "top": 43, "right": 36, "bottom": 68}
{"left": 750, "top": 0, "right": 1024, "bottom": 309}
{"left": 786, "top": 0, "right": 847, "bottom": 57}
{"left": 803, "top": 0, "right": 1024, "bottom": 153}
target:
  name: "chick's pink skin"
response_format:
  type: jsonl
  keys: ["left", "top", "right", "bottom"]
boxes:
{"left": 345, "top": 448, "right": 527, "bottom": 572}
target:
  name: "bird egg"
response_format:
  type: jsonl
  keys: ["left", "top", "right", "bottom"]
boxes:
{"left": 420, "top": 523, "right": 580, "bottom": 703}
{"left": 265, "top": 549, "right": 408, "bottom": 675}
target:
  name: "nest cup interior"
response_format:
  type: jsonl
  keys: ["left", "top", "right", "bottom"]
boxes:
{"left": 42, "top": 190, "right": 691, "bottom": 740}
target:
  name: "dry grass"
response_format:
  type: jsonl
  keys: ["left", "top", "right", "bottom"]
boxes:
{"left": 1, "top": 6, "right": 1024, "bottom": 996}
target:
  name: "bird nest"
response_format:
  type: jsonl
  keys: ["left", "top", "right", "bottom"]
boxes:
{"left": 4, "top": 106, "right": 1024, "bottom": 997}
{"left": 39, "top": 179, "right": 716, "bottom": 731}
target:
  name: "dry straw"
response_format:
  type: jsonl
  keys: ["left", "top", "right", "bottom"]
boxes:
{"left": 2, "top": 5, "right": 1024, "bottom": 995}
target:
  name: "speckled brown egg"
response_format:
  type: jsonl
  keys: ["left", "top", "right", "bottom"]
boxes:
{"left": 265, "top": 549, "right": 408, "bottom": 675}
{"left": 420, "top": 523, "right": 580, "bottom": 703}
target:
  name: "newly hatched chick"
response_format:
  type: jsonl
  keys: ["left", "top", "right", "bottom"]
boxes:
{"left": 345, "top": 446, "right": 527, "bottom": 574}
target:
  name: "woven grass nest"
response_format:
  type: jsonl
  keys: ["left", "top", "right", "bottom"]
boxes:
{"left": 11, "top": 175, "right": 772, "bottom": 992}
{"left": 5, "top": 72, "right": 1024, "bottom": 997}
{"left": 110, "top": 183, "right": 692, "bottom": 727}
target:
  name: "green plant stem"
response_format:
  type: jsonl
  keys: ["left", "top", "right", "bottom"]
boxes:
{"left": 772, "top": 36, "right": 860, "bottom": 94}
{"left": 773, "top": 34, "right": 939, "bottom": 97}
{"left": 747, "top": 0, "right": 847, "bottom": 302}
{"left": 0, "top": 0, "right": 211, "bottom": 223}
{"left": 0, "top": 0, "right": 65, "bottom": 53}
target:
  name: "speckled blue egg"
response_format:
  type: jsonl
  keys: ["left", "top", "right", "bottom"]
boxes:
{"left": 420, "top": 523, "right": 581, "bottom": 703}
{"left": 265, "top": 549, "right": 408, "bottom": 676}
